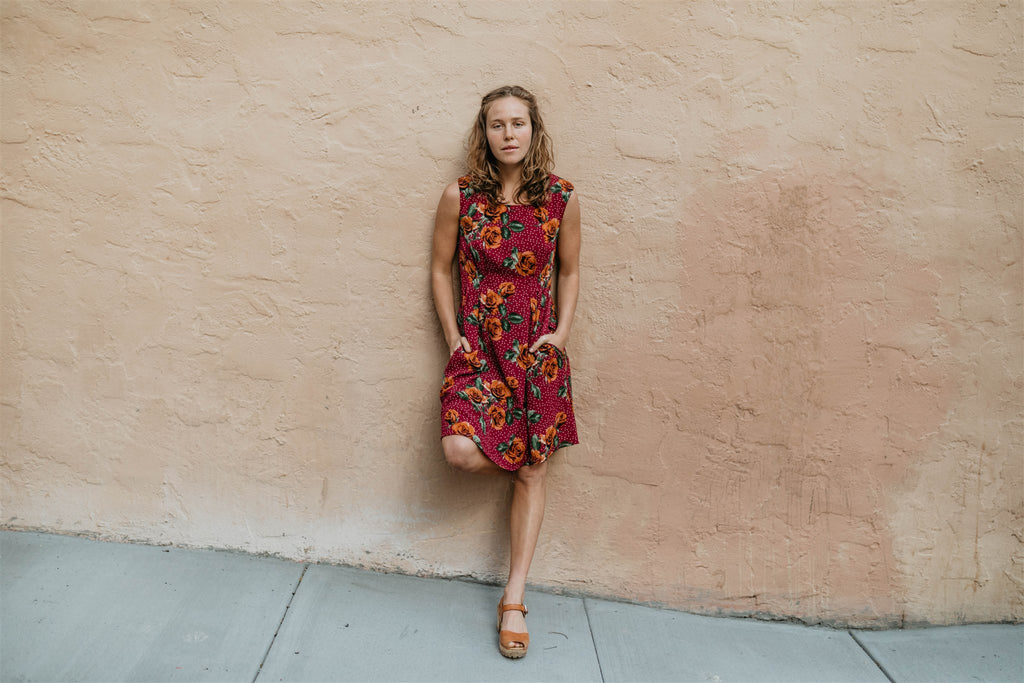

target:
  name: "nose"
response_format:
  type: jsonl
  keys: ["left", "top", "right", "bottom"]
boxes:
{"left": 504, "top": 126, "right": 514, "bottom": 139}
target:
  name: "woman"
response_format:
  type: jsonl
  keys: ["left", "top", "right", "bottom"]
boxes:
{"left": 430, "top": 85, "right": 581, "bottom": 659}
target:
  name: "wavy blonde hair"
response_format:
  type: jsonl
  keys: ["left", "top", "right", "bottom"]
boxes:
{"left": 466, "top": 85, "right": 554, "bottom": 207}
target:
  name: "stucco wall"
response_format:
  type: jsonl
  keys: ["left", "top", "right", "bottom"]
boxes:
{"left": 2, "top": 0, "right": 1021, "bottom": 626}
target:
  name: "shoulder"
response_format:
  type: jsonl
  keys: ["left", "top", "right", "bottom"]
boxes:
{"left": 437, "top": 179, "right": 464, "bottom": 217}
{"left": 441, "top": 175, "right": 473, "bottom": 204}
{"left": 444, "top": 175, "right": 481, "bottom": 202}
{"left": 441, "top": 179, "right": 462, "bottom": 201}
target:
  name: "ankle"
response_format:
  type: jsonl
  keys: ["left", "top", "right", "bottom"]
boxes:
{"left": 502, "top": 586, "right": 526, "bottom": 604}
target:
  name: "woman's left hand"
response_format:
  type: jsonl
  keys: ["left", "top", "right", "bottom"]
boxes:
{"left": 530, "top": 332, "right": 566, "bottom": 354}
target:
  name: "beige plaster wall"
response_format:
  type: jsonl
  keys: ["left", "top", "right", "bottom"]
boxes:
{"left": 2, "top": 0, "right": 1021, "bottom": 626}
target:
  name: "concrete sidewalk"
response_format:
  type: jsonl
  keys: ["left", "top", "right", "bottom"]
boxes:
{"left": 1, "top": 530, "right": 1020, "bottom": 683}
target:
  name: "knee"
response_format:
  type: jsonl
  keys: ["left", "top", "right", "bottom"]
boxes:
{"left": 513, "top": 460, "right": 547, "bottom": 487}
{"left": 443, "top": 436, "right": 479, "bottom": 472}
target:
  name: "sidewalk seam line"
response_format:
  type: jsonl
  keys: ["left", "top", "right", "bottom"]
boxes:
{"left": 849, "top": 630, "right": 896, "bottom": 683}
{"left": 252, "top": 563, "right": 309, "bottom": 683}
{"left": 582, "top": 597, "right": 607, "bottom": 683}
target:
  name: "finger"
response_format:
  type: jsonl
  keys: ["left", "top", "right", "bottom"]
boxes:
{"left": 460, "top": 337, "right": 471, "bottom": 352}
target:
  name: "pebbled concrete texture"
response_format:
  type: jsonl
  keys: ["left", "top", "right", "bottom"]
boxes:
{"left": 1, "top": 1, "right": 1022, "bottom": 627}
{"left": 0, "top": 530, "right": 304, "bottom": 683}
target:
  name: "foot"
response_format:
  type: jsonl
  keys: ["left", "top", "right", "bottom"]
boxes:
{"left": 500, "top": 593, "right": 527, "bottom": 649}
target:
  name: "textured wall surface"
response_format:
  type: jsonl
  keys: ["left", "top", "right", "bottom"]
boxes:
{"left": 2, "top": 0, "right": 1021, "bottom": 626}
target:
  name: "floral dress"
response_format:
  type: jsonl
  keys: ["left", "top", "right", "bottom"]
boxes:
{"left": 439, "top": 174, "right": 578, "bottom": 471}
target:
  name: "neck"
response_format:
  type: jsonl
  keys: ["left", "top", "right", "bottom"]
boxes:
{"left": 496, "top": 162, "right": 524, "bottom": 203}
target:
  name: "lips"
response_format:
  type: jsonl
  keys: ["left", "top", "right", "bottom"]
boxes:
{"left": 502, "top": 146, "right": 518, "bottom": 151}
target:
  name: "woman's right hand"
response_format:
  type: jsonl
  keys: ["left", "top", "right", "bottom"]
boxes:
{"left": 449, "top": 336, "right": 471, "bottom": 355}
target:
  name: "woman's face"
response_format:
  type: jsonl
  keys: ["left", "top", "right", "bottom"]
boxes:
{"left": 485, "top": 96, "right": 532, "bottom": 168}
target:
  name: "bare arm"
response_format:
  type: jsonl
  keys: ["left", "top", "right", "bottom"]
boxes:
{"left": 431, "top": 182, "right": 471, "bottom": 354}
{"left": 531, "top": 191, "right": 580, "bottom": 353}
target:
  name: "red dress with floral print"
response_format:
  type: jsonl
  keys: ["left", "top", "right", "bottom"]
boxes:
{"left": 440, "top": 174, "right": 578, "bottom": 471}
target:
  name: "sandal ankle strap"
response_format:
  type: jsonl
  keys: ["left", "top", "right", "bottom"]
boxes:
{"left": 500, "top": 603, "right": 528, "bottom": 615}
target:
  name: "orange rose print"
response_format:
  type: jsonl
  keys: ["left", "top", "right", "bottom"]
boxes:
{"left": 488, "top": 380, "right": 511, "bottom": 400}
{"left": 460, "top": 215, "right": 474, "bottom": 231}
{"left": 534, "top": 206, "right": 549, "bottom": 223}
{"left": 530, "top": 298, "right": 539, "bottom": 326}
{"left": 506, "top": 437, "right": 526, "bottom": 464}
{"left": 544, "top": 425, "right": 558, "bottom": 445}
{"left": 464, "top": 350, "right": 482, "bottom": 370}
{"left": 505, "top": 376, "right": 519, "bottom": 390}
{"left": 481, "top": 223, "right": 502, "bottom": 249}
{"left": 452, "top": 421, "right": 475, "bottom": 437}
{"left": 440, "top": 376, "right": 454, "bottom": 397}
{"left": 531, "top": 448, "right": 541, "bottom": 462}
{"left": 485, "top": 203, "right": 507, "bottom": 221}
{"left": 515, "top": 251, "right": 536, "bottom": 276}
{"left": 541, "top": 355, "right": 559, "bottom": 382}
{"left": 498, "top": 282, "right": 515, "bottom": 296}
{"left": 443, "top": 409, "right": 459, "bottom": 424}
{"left": 516, "top": 346, "right": 536, "bottom": 370}
{"left": 555, "top": 411, "right": 568, "bottom": 428}
{"left": 488, "top": 404, "right": 507, "bottom": 430}
{"left": 464, "top": 258, "right": 478, "bottom": 280}
{"left": 480, "top": 289, "right": 504, "bottom": 310}
{"left": 542, "top": 219, "right": 560, "bottom": 242}
{"left": 485, "top": 316, "right": 502, "bottom": 341}
{"left": 464, "top": 386, "right": 485, "bottom": 403}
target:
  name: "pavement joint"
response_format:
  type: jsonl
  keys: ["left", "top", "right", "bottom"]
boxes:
{"left": 253, "top": 563, "right": 309, "bottom": 683}
{"left": 850, "top": 629, "right": 896, "bottom": 683}
{"left": 582, "top": 597, "right": 607, "bottom": 683}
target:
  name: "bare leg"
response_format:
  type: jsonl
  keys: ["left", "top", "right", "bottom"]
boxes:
{"left": 500, "top": 459, "right": 548, "bottom": 646}
{"left": 442, "top": 435, "right": 505, "bottom": 475}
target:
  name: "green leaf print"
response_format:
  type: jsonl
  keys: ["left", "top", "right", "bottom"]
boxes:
{"left": 530, "top": 382, "right": 541, "bottom": 400}
{"left": 558, "top": 385, "right": 567, "bottom": 398}
{"left": 502, "top": 248, "right": 520, "bottom": 270}
{"left": 507, "top": 313, "right": 524, "bottom": 325}
{"left": 528, "top": 410, "right": 541, "bottom": 424}
{"left": 509, "top": 221, "right": 524, "bottom": 232}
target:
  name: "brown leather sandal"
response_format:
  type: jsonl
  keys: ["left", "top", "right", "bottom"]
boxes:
{"left": 497, "top": 597, "right": 529, "bottom": 659}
